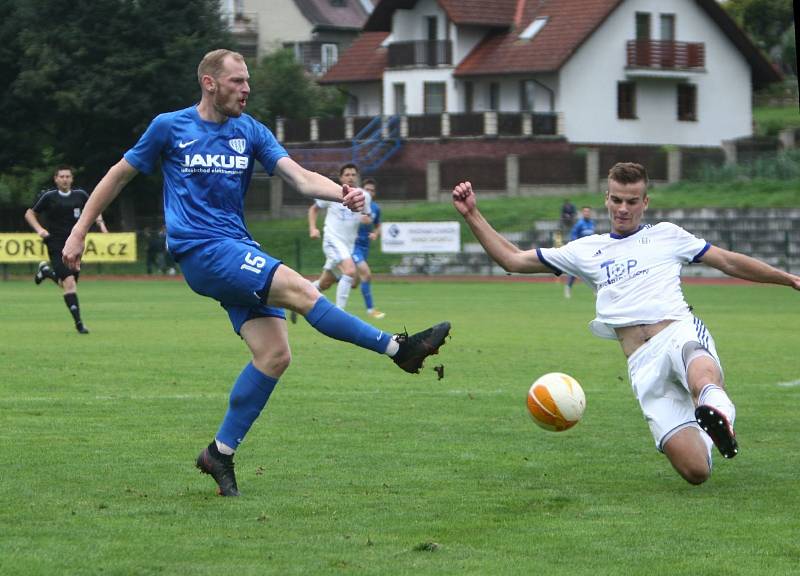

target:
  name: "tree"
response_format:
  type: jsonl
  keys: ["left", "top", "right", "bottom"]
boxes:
{"left": 247, "top": 48, "right": 346, "bottom": 127}
{"left": 723, "top": 0, "right": 796, "bottom": 75}
{"left": 0, "top": 0, "right": 231, "bottom": 221}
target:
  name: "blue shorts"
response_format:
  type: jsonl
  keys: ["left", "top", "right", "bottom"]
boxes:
{"left": 179, "top": 238, "right": 285, "bottom": 334}
{"left": 352, "top": 243, "right": 369, "bottom": 264}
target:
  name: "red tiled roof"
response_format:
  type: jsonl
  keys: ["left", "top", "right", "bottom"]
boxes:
{"left": 365, "top": 0, "right": 517, "bottom": 31}
{"left": 319, "top": 31, "right": 389, "bottom": 83}
{"left": 439, "top": 0, "right": 517, "bottom": 27}
{"left": 455, "top": 0, "right": 622, "bottom": 76}
{"left": 333, "top": 0, "right": 780, "bottom": 86}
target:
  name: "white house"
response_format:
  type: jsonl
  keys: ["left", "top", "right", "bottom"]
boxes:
{"left": 220, "top": 0, "right": 375, "bottom": 75}
{"left": 320, "top": 0, "right": 780, "bottom": 146}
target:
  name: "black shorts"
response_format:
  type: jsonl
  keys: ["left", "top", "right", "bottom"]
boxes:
{"left": 45, "top": 238, "right": 80, "bottom": 282}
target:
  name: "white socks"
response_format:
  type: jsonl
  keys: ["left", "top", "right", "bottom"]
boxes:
{"left": 215, "top": 439, "right": 235, "bottom": 455}
{"left": 336, "top": 275, "right": 353, "bottom": 309}
{"left": 385, "top": 338, "right": 399, "bottom": 357}
{"left": 698, "top": 384, "right": 736, "bottom": 425}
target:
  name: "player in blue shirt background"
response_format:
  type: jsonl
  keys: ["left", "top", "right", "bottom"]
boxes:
{"left": 352, "top": 177, "right": 386, "bottom": 319}
{"left": 62, "top": 49, "right": 450, "bottom": 497}
{"left": 564, "top": 206, "right": 595, "bottom": 299}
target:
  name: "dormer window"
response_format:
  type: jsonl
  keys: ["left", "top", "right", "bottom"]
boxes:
{"left": 519, "top": 17, "right": 547, "bottom": 40}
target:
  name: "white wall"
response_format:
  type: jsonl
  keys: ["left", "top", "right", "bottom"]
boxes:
{"left": 348, "top": 83, "right": 383, "bottom": 116}
{"left": 383, "top": 68, "right": 454, "bottom": 115}
{"left": 391, "top": 0, "right": 447, "bottom": 41}
{"left": 560, "top": 0, "right": 753, "bottom": 146}
{"left": 243, "top": 0, "right": 311, "bottom": 54}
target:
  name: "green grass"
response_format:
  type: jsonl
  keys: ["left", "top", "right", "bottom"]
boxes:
{"left": 754, "top": 105, "right": 800, "bottom": 136}
{"left": 2, "top": 279, "right": 799, "bottom": 575}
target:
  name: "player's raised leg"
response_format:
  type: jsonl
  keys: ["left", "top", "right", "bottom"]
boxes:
{"left": 271, "top": 264, "right": 449, "bottom": 373}
{"left": 685, "top": 342, "right": 737, "bottom": 458}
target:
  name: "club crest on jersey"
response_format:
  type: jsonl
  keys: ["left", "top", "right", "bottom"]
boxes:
{"left": 229, "top": 138, "right": 246, "bottom": 154}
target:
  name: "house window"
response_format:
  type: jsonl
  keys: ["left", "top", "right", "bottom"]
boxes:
{"left": 346, "top": 94, "right": 359, "bottom": 116}
{"left": 660, "top": 14, "right": 676, "bottom": 67}
{"left": 660, "top": 14, "right": 675, "bottom": 40}
{"left": 520, "top": 80, "right": 535, "bottom": 111}
{"left": 393, "top": 83, "right": 406, "bottom": 115}
{"left": 424, "top": 82, "right": 446, "bottom": 113}
{"left": 330, "top": 0, "right": 347, "bottom": 6}
{"left": 321, "top": 44, "right": 338, "bottom": 73}
{"left": 678, "top": 84, "right": 697, "bottom": 121}
{"left": 464, "top": 81, "right": 474, "bottom": 113}
{"left": 519, "top": 17, "right": 548, "bottom": 41}
{"left": 636, "top": 12, "right": 651, "bottom": 40}
{"left": 489, "top": 82, "right": 500, "bottom": 111}
{"left": 618, "top": 82, "right": 637, "bottom": 119}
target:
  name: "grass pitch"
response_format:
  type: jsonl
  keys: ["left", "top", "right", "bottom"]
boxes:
{"left": 1, "top": 278, "right": 799, "bottom": 575}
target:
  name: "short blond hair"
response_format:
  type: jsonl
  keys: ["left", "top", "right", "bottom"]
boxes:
{"left": 197, "top": 49, "right": 245, "bottom": 85}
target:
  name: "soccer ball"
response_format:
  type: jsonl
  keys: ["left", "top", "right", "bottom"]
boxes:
{"left": 527, "top": 372, "right": 586, "bottom": 432}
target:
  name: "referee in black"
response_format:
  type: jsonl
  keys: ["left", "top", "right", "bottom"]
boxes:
{"left": 24, "top": 165, "right": 109, "bottom": 334}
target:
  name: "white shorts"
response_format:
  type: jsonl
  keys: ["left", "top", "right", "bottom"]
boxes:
{"left": 322, "top": 236, "right": 354, "bottom": 271}
{"left": 626, "top": 316, "right": 723, "bottom": 451}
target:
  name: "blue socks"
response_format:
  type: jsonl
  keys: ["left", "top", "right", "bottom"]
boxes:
{"left": 216, "top": 363, "right": 278, "bottom": 450}
{"left": 305, "top": 296, "right": 391, "bottom": 353}
{"left": 361, "top": 280, "right": 374, "bottom": 310}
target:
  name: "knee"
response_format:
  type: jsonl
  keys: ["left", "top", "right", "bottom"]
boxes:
{"left": 677, "top": 460, "right": 711, "bottom": 485}
{"left": 252, "top": 347, "right": 292, "bottom": 377}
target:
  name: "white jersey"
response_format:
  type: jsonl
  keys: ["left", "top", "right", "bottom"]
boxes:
{"left": 537, "top": 222, "right": 710, "bottom": 339}
{"left": 315, "top": 190, "right": 372, "bottom": 249}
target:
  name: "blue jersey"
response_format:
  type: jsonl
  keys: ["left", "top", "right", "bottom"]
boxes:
{"left": 570, "top": 218, "right": 596, "bottom": 241}
{"left": 355, "top": 201, "right": 381, "bottom": 251}
{"left": 124, "top": 105, "right": 288, "bottom": 256}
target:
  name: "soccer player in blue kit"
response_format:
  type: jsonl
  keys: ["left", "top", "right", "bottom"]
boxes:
{"left": 62, "top": 49, "right": 450, "bottom": 496}
{"left": 563, "top": 206, "right": 596, "bottom": 299}
{"left": 352, "top": 177, "right": 386, "bottom": 319}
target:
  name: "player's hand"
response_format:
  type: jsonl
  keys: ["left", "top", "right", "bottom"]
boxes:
{"left": 369, "top": 231, "right": 378, "bottom": 241}
{"left": 309, "top": 228, "right": 321, "bottom": 240}
{"left": 342, "top": 185, "right": 365, "bottom": 213}
{"left": 790, "top": 274, "right": 800, "bottom": 291}
{"left": 38, "top": 229, "right": 50, "bottom": 239}
{"left": 62, "top": 230, "right": 86, "bottom": 271}
{"left": 452, "top": 181, "right": 477, "bottom": 216}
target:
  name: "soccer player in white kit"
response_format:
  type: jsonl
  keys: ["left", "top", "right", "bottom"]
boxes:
{"left": 307, "top": 163, "right": 372, "bottom": 310}
{"left": 452, "top": 162, "right": 800, "bottom": 485}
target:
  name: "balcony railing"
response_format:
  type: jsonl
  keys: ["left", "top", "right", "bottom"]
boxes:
{"left": 626, "top": 40, "right": 705, "bottom": 70}
{"left": 275, "top": 111, "right": 560, "bottom": 143}
{"left": 388, "top": 40, "right": 452, "bottom": 68}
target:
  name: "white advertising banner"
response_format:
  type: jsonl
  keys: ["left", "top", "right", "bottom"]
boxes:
{"left": 381, "top": 221, "right": 461, "bottom": 254}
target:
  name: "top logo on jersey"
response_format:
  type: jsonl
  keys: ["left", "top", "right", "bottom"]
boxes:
{"left": 178, "top": 139, "right": 198, "bottom": 149}
{"left": 229, "top": 138, "right": 246, "bottom": 154}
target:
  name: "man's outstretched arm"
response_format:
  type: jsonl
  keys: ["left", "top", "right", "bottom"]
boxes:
{"left": 701, "top": 245, "right": 800, "bottom": 290}
{"left": 452, "top": 181, "right": 551, "bottom": 274}
{"left": 62, "top": 159, "right": 138, "bottom": 269}
{"left": 275, "top": 156, "right": 364, "bottom": 213}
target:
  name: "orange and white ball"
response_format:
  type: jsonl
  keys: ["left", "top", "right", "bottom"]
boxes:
{"left": 527, "top": 372, "right": 586, "bottom": 431}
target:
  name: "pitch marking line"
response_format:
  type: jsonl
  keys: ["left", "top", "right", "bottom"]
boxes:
{"left": 777, "top": 380, "right": 800, "bottom": 388}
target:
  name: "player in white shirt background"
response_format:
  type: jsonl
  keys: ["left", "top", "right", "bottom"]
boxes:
{"left": 452, "top": 162, "right": 800, "bottom": 485}
{"left": 307, "top": 163, "right": 372, "bottom": 310}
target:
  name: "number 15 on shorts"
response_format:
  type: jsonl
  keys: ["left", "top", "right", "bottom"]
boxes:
{"left": 241, "top": 252, "right": 266, "bottom": 274}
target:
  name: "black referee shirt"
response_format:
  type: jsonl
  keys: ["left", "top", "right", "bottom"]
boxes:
{"left": 30, "top": 188, "right": 90, "bottom": 242}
